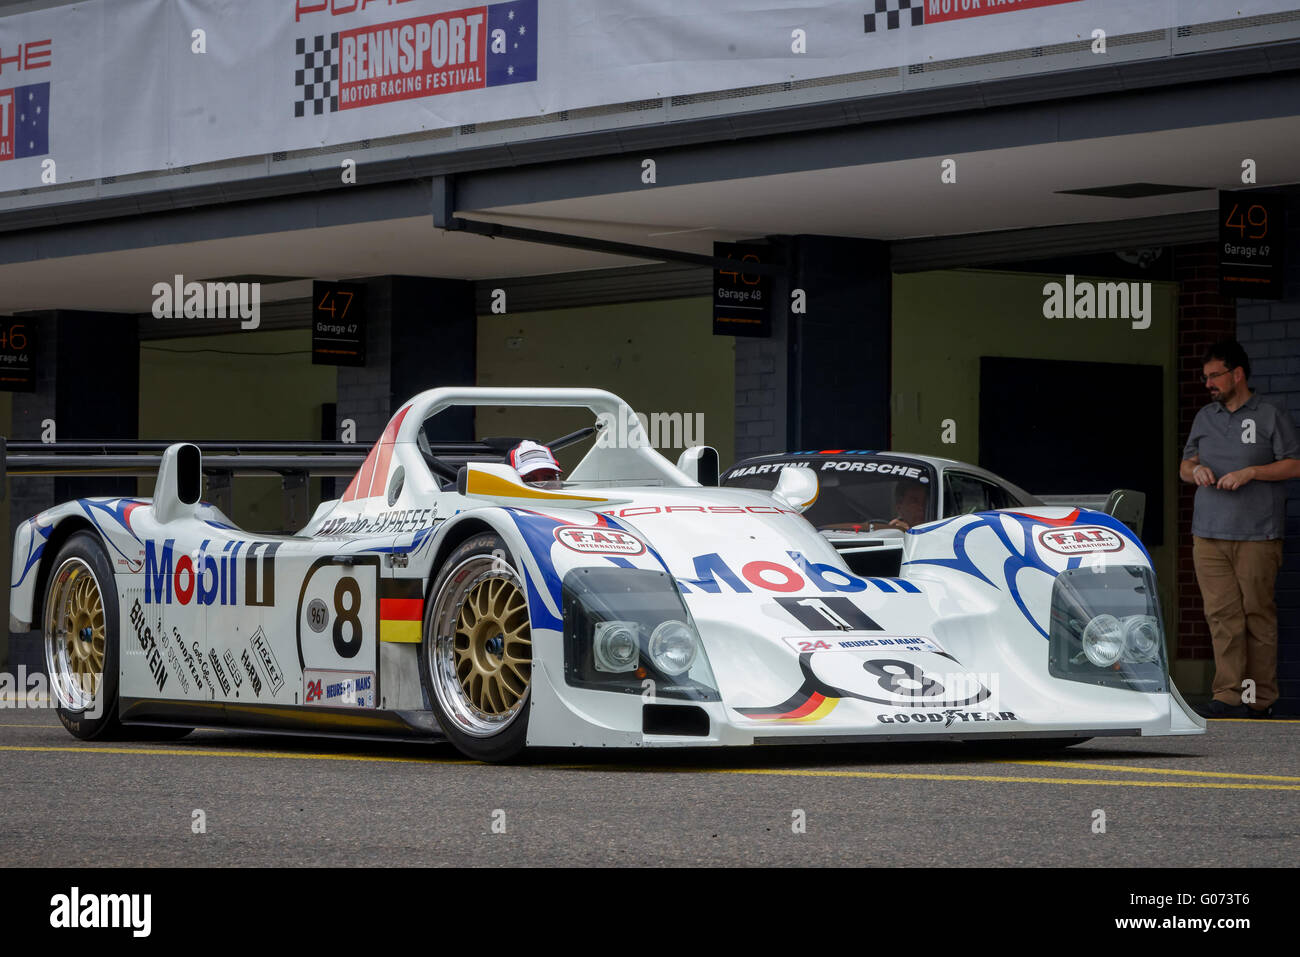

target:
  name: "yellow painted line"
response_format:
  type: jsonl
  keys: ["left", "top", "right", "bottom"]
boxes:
{"left": 632, "top": 766, "right": 1300, "bottom": 791}
{"left": 1, "top": 744, "right": 1297, "bottom": 791}
{"left": 999, "top": 760, "right": 1300, "bottom": 782}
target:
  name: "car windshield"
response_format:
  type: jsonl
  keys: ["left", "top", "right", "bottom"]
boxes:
{"left": 722, "top": 457, "right": 936, "bottom": 531}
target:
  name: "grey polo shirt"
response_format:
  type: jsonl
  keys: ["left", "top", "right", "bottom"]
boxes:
{"left": 1182, "top": 391, "right": 1300, "bottom": 540}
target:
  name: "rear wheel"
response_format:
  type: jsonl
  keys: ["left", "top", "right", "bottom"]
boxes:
{"left": 43, "top": 531, "right": 192, "bottom": 742}
{"left": 420, "top": 533, "right": 532, "bottom": 762}
{"left": 43, "top": 533, "right": 124, "bottom": 740}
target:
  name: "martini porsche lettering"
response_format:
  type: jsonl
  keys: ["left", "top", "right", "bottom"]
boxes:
{"left": 727, "top": 461, "right": 923, "bottom": 479}
{"left": 1037, "top": 526, "right": 1125, "bottom": 555}
{"left": 143, "top": 539, "right": 279, "bottom": 606}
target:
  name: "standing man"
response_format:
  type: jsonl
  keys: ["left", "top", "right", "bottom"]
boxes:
{"left": 1181, "top": 339, "right": 1300, "bottom": 718}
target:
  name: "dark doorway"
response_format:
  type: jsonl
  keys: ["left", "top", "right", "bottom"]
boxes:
{"left": 979, "top": 356, "right": 1164, "bottom": 546}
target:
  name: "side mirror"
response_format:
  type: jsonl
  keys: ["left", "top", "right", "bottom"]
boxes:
{"left": 772, "top": 466, "right": 819, "bottom": 513}
{"left": 1104, "top": 488, "right": 1146, "bottom": 538}
{"left": 676, "top": 446, "right": 720, "bottom": 486}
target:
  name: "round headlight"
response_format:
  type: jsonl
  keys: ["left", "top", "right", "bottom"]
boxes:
{"left": 1122, "top": 615, "right": 1161, "bottom": 662}
{"left": 648, "top": 620, "right": 698, "bottom": 676}
{"left": 1081, "top": 614, "right": 1124, "bottom": 667}
{"left": 593, "top": 621, "right": 640, "bottom": 673}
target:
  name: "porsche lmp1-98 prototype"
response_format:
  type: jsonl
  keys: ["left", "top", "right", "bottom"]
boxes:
{"left": 11, "top": 388, "right": 1203, "bottom": 761}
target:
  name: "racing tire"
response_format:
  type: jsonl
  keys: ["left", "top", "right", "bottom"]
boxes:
{"left": 420, "top": 533, "right": 532, "bottom": 763}
{"left": 42, "top": 533, "right": 195, "bottom": 742}
{"left": 42, "top": 532, "right": 126, "bottom": 740}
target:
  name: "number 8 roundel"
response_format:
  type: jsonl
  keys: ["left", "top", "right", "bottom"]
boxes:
{"left": 295, "top": 556, "right": 380, "bottom": 672}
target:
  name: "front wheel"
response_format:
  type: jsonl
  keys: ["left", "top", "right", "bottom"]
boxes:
{"left": 420, "top": 533, "right": 532, "bottom": 762}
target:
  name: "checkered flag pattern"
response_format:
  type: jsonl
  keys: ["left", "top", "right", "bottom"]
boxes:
{"left": 294, "top": 33, "right": 340, "bottom": 117}
{"left": 863, "top": 0, "right": 924, "bottom": 33}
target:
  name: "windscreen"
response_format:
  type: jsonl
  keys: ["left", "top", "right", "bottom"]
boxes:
{"left": 722, "top": 458, "right": 936, "bottom": 531}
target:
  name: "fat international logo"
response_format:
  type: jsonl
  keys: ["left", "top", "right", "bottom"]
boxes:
{"left": 863, "top": 0, "right": 1083, "bottom": 34}
{"left": 293, "top": 0, "right": 537, "bottom": 117}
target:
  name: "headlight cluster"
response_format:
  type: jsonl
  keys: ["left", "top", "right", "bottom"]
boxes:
{"left": 1048, "top": 566, "right": 1168, "bottom": 692}
{"left": 1079, "top": 614, "right": 1162, "bottom": 667}
{"left": 593, "top": 619, "right": 699, "bottom": 675}
{"left": 563, "top": 567, "right": 719, "bottom": 701}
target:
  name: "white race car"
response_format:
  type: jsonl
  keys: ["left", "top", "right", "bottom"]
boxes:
{"left": 10, "top": 388, "right": 1203, "bottom": 761}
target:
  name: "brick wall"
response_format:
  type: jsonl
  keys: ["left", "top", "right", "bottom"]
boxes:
{"left": 733, "top": 341, "right": 784, "bottom": 462}
{"left": 7, "top": 317, "right": 58, "bottom": 538}
{"left": 1234, "top": 187, "right": 1300, "bottom": 713}
{"left": 1174, "top": 244, "right": 1237, "bottom": 663}
{"left": 334, "top": 280, "right": 393, "bottom": 446}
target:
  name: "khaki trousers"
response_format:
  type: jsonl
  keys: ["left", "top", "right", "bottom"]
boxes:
{"left": 1192, "top": 536, "right": 1284, "bottom": 708}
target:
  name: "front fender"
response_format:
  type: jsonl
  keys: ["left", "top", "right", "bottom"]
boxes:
{"left": 10, "top": 498, "right": 150, "bottom": 631}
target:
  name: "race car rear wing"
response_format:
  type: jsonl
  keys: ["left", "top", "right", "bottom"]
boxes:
{"left": 0, "top": 429, "right": 602, "bottom": 529}
{"left": 1035, "top": 488, "right": 1147, "bottom": 538}
{"left": 0, "top": 437, "right": 492, "bottom": 529}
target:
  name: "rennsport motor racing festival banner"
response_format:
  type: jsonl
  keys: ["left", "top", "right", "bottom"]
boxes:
{"left": 0, "top": 0, "right": 1296, "bottom": 192}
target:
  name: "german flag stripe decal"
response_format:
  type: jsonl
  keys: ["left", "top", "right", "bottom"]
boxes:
{"left": 381, "top": 578, "right": 423, "bottom": 600}
{"left": 380, "top": 598, "right": 421, "bottom": 620}
{"left": 380, "top": 578, "right": 423, "bottom": 643}
{"left": 736, "top": 688, "right": 840, "bottom": 722}
{"left": 380, "top": 620, "right": 421, "bottom": 644}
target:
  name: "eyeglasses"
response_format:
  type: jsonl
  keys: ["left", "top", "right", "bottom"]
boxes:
{"left": 1200, "top": 368, "right": 1234, "bottom": 384}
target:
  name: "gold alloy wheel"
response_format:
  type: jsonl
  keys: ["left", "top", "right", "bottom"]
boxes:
{"left": 44, "top": 557, "right": 106, "bottom": 711}
{"left": 431, "top": 554, "right": 533, "bottom": 737}
{"left": 452, "top": 576, "right": 531, "bottom": 717}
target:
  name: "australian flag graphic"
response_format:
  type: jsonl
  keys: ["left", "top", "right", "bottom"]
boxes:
{"left": 0, "top": 81, "right": 50, "bottom": 161}
{"left": 487, "top": 0, "right": 537, "bottom": 86}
